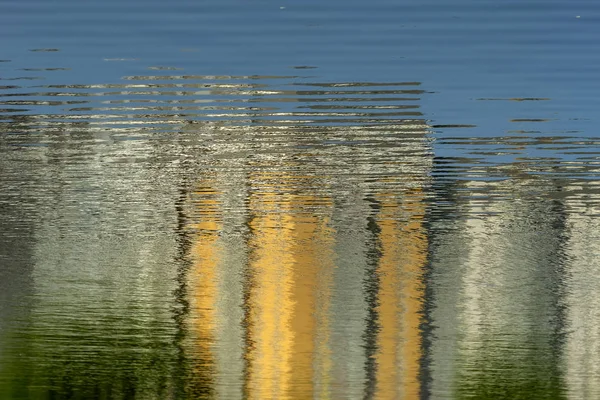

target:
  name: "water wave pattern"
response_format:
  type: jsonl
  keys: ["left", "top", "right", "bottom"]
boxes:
{"left": 0, "top": 76, "right": 425, "bottom": 128}
{"left": 1, "top": 71, "right": 599, "bottom": 187}
{"left": 2, "top": 0, "right": 600, "bottom": 398}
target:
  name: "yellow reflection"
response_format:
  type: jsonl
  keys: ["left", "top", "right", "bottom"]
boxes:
{"left": 289, "top": 198, "right": 335, "bottom": 400}
{"left": 245, "top": 188, "right": 295, "bottom": 399}
{"left": 244, "top": 172, "right": 334, "bottom": 400}
{"left": 374, "top": 190, "right": 427, "bottom": 399}
{"left": 185, "top": 172, "right": 427, "bottom": 398}
{"left": 188, "top": 182, "right": 222, "bottom": 394}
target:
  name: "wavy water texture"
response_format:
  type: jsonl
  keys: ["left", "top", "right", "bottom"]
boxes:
{"left": 1, "top": 0, "right": 600, "bottom": 399}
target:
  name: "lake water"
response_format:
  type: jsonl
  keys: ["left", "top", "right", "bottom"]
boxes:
{"left": 1, "top": 0, "right": 600, "bottom": 399}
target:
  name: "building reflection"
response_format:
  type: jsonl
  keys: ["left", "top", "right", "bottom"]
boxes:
{"left": 7, "top": 70, "right": 600, "bottom": 399}
{"left": 564, "top": 184, "right": 600, "bottom": 399}
{"left": 183, "top": 118, "right": 432, "bottom": 398}
{"left": 243, "top": 169, "right": 335, "bottom": 399}
{"left": 0, "top": 119, "right": 185, "bottom": 398}
{"left": 186, "top": 180, "right": 221, "bottom": 396}
{"left": 0, "top": 75, "right": 437, "bottom": 397}
{"left": 427, "top": 177, "right": 567, "bottom": 399}
{"left": 371, "top": 189, "right": 427, "bottom": 399}
{"left": 184, "top": 172, "right": 249, "bottom": 399}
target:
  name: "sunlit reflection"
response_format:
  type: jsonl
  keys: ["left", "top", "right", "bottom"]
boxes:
{"left": 244, "top": 183, "right": 296, "bottom": 399}
{"left": 187, "top": 181, "right": 222, "bottom": 396}
{"left": 373, "top": 189, "right": 427, "bottom": 399}
{"left": 243, "top": 170, "right": 335, "bottom": 400}
{"left": 4, "top": 63, "right": 599, "bottom": 400}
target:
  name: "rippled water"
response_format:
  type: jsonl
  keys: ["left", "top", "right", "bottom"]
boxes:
{"left": 1, "top": 0, "right": 600, "bottom": 399}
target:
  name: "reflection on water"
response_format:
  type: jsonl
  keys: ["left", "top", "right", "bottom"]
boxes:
{"left": 428, "top": 180, "right": 568, "bottom": 399}
{"left": 2, "top": 52, "right": 600, "bottom": 400}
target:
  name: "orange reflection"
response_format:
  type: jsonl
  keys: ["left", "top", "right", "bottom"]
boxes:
{"left": 374, "top": 190, "right": 427, "bottom": 399}
{"left": 188, "top": 182, "right": 222, "bottom": 395}
{"left": 185, "top": 173, "right": 427, "bottom": 398}
{"left": 244, "top": 172, "right": 334, "bottom": 400}
{"left": 289, "top": 198, "right": 335, "bottom": 400}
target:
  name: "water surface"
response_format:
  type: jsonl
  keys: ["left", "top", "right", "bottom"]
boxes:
{"left": 1, "top": 0, "right": 600, "bottom": 399}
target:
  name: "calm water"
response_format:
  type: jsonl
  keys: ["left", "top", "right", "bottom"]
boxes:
{"left": 1, "top": 0, "right": 600, "bottom": 399}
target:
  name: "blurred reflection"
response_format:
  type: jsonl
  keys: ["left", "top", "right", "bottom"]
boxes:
{"left": 0, "top": 119, "right": 182, "bottom": 399}
{"left": 186, "top": 181, "right": 221, "bottom": 397}
{"left": 243, "top": 169, "right": 335, "bottom": 399}
{"left": 182, "top": 173, "right": 249, "bottom": 399}
{"left": 182, "top": 171, "right": 430, "bottom": 399}
{"left": 427, "top": 178, "right": 568, "bottom": 399}
{"left": 4, "top": 67, "right": 600, "bottom": 399}
{"left": 371, "top": 190, "right": 427, "bottom": 399}
{"left": 564, "top": 185, "right": 600, "bottom": 399}
{"left": 177, "top": 116, "right": 432, "bottom": 399}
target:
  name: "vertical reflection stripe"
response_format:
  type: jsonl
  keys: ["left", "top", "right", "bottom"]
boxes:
{"left": 245, "top": 178, "right": 295, "bottom": 399}
{"left": 374, "top": 190, "right": 426, "bottom": 400}
{"left": 188, "top": 181, "right": 221, "bottom": 396}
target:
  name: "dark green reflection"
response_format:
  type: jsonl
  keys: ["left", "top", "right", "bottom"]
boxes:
{"left": 2, "top": 318, "right": 178, "bottom": 399}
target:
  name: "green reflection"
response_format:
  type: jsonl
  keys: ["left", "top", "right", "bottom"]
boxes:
{"left": 455, "top": 348, "right": 564, "bottom": 400}
{"left": 1, "top": 318, "right": 178, "bottom": 399}
{"left": 427, "top": 179, "right": 568, "bottom": 400}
